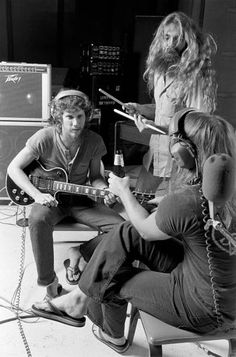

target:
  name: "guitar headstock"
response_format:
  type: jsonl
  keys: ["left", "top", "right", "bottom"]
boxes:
{"left": 132, "top": 191, "right": 157, "bottom": 212}
{"left": 132, "top": 191, "right": 155, "bottom": 203}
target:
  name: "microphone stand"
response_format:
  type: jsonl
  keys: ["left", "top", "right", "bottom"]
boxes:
{"left": 204, "top": 218, "right": 236, "bottom": 255}
{"left": 205, "top": 219, "right": 236, "bottom": 248}
{"left": 204, "top": 200, "right": 236, "bottom": 255}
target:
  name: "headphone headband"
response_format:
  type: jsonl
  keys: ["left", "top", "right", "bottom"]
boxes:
{"left": 169, "top": 108, "right": 198, "bottom": 170}
{"left": 50, "top": 89, "right": 91, "bottom": 121}
{"left": 169, "top": 108, "right": 197, "bottom": 136}
{"left": 54, "top": 90, "right": 86, "bottom": 101}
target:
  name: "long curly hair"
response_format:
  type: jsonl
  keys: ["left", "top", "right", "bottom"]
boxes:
{"left": 171, "top": 111, "right": 236, "bottom": 216}
{"left": 48, "top": 88, "right": 92, "bottom": 132}
{"left": 144, "top": 12, "right": 218, "bottom": 113}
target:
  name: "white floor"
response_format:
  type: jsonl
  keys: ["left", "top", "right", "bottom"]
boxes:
{"left": 0, "top": 204, "right": 229, "bottom": 357}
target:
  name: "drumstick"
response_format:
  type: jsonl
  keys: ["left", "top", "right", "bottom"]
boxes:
{"left": 98, "top": 88, "right": 126, "bottom": 107}
{"left": 114, "top": 109, "right": 167, "bottom": 135}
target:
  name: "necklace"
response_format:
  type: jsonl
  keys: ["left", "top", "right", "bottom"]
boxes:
{"left": 59, "top": 134, "right": 81, "bottom": 158}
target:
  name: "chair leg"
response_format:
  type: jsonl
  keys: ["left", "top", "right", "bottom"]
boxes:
{"left": 149, "top": 344, "right": 163, "bottom": 357}
{"left": 127, "top": 306, "right": 139, "bottom": 345}
{"left": 228, "top": 338, "right": 236, "bottom": 357}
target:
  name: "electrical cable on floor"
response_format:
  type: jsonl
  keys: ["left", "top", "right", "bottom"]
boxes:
{"left": 0, "top": 206, "right": 35, "bottom": 356}
{"left": 0, "top": 200, "right": 20, "bottom": 225}
{"left": 0, "top": 315, "right": 37, "bottom": 325}
{"left": 0, "top": 207, "right": 17, "bottom": 216}
{"left": 0, "top": 296, "right": 38, "bottom": 326}
{"left": 13, "top": 209, "right": 33, "bottom": 356}
{"left": 195, "top": 342, "right": 223, "bottom": 357}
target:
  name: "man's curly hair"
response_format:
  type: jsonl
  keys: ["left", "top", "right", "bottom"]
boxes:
{"left": 144, "top": 12, "right": 218, "bottom": 113}
{"left": 48, "top": 89, "right": 92, "bottom": 132}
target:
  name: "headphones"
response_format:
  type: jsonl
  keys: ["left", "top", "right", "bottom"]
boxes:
{"left": 169, "top": 108, "right": 197, "bottom": 169}
{"left": 50, "top": 89, "right": 91, "bottom": 120}
{"left": 53, "top": 89, "right": 87, "bottom": 102}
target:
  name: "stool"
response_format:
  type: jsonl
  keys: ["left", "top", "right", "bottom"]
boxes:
{"left": 127, "top": 306, "right": 236, "bottom": 357}
{"left": 53, "top": 217, "right": 99, "bottom": 244}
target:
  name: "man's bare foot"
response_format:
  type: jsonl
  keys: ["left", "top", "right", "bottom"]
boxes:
{"left": 34, "top": 286, "right": 89, "bottom": 318}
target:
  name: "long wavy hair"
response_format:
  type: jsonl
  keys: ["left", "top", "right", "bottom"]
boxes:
{"left": 171, "top": 112, "right": 236, "bottom": 217}
{"left": 48, "top": 88, "right": 92, "bottom": 133}
{"left": 144, "top": 12, "right": 217, "bottom": 113}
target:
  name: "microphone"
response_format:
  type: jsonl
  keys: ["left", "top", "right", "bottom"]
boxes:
{"left": 202, "top": 153, "right": 235, "bottom": 217}
{"left": 202, "top": 154, "right": 236, "bottom": 254}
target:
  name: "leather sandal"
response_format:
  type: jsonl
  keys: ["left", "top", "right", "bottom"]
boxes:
{"left": 64, "top": 259, "right": 81, "bottom": 285}
{"left": 92, "top": 324, "right": 129, "bottom": 353}
{"left": 32, "top": 300, "right": 86, "bottom": 327}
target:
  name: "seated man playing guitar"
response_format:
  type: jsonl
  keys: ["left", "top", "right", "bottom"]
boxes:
{"left": 7, "top": 88, "right": 124, "bottom": 299}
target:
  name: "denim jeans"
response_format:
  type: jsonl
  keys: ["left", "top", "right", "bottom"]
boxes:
{"left": 79, "top": 221, "right": 188, "bottom": 338}
{"left": 28, "top": 195, "right": 124, "bottom": 286}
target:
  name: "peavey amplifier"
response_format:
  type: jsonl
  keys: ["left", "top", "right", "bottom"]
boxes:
{"left": 0, "top": 62, "right": 51, "bottom": 122}
{"left": 0, "top": 121, "right": 47, "bottom": 203}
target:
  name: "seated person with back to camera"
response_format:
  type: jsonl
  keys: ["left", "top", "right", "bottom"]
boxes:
{"left": 31, "top": 109, "right": 236, "bottom": 353}
{"left": 7, "top": 88, "right": 124, "bottom": 298}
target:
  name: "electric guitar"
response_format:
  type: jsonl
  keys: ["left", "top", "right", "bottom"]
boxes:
{"left": 6, "top": 161, "right": 155, "bottom": 207}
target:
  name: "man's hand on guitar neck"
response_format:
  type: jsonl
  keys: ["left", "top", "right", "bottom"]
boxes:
{"left": 33, "top": 191, "right": 58, "bottom": 208}
{"left": 103, "top": 190, "right": 117, "bottom": 207}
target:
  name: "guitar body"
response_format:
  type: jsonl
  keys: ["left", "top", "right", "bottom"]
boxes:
{"left": 6, "top": 161, "right": 68, "bottom": 206}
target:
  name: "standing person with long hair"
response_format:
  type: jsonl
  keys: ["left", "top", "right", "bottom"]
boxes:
{"left": 125, "top": 11, "right": 218, "bottom": 194}
{"left": 31, "top": 110, "right": 236, "bottom": 354}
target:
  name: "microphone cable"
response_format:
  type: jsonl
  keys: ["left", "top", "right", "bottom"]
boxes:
{"left": 200, "top": 186, "right": 224, "bottom": 329}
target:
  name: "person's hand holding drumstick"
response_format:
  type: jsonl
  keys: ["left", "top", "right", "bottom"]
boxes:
{"left": 98, "top": 88, "right": 167, "bottom": 135}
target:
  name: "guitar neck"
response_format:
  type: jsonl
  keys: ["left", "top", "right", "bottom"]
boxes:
{"left": 30, "top": 175, "right": 155, "bottom": 202}
{"left": 52, "top": 180, "right": 110, "bottom": 198}
{"left": 7, "top": 160, "right": 157, "bottom": 207}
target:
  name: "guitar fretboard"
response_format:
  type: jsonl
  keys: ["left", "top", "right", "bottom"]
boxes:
{"left": 53, "top": 181, "right": 110, "bottom": 197}
{"left": 30, "top": 176, "right": 155, "bottom": 201}
{"left": 7, "top": 161, "right": 157, "bottom": 207}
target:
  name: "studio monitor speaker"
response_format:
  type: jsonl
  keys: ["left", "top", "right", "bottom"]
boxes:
{"left": 0, "top": 122, "right": 45, "bottom": 203}
{"left": 0, "top": 62, "right": 51, "bottom": 122}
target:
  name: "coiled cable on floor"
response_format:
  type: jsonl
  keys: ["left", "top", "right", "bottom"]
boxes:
{"left": 12, "top": 207, "right": 33, "bottom": 357}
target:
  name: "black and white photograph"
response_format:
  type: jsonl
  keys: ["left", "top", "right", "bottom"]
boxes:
{"left": 0, "top": 1, "right": 236, "bottom": 356}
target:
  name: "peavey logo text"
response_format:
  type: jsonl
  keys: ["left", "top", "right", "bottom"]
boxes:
{"left": 5, "top": 74, "right": 22, "bottom": 84}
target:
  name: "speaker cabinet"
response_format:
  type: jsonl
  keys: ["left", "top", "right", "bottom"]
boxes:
{"left": 0, "top": 62, "right": 51, "bottom": 121}
{"left": 0, "top": 122, "right": 45, "bottom": 203}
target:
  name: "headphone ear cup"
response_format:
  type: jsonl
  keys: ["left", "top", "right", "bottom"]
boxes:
{"left": 170, "top": 140, "right": 196, "bottom": 169}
